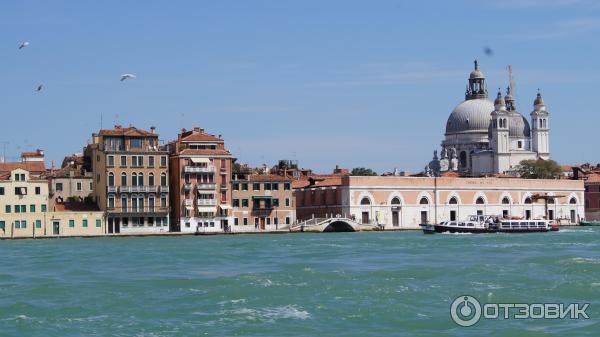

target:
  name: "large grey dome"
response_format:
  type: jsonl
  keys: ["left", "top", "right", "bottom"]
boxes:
{"left": 445, "top": 99, "right": 494, "bottom": 134}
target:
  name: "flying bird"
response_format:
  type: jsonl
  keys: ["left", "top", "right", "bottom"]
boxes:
{"left": 484, "top": 46, "right": 493, "bottom": 56}
{"left": 36, "top": 85, "right": 43, "bottom": 92}
{"left": 19, "top": 41, "right": 30, "bottom": 50}
{"left": 120, "top": 74, "right": 136, "bottom": 81}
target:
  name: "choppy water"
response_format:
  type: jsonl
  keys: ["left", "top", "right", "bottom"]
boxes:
{"left": 1, "top": 228, "right": 599, "bottom": 336}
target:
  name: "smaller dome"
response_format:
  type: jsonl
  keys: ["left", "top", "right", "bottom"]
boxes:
{"left": 494, "top": 91, "right": 505, "bottom": 106}
{"left": 508, "top": 113, "right": 531, "bottom": 138}
{"left": 470, "top": 69, "right": 484, "bottom": 79}
{"left": 534, "top": 92, "right": 545, "bottom": 106}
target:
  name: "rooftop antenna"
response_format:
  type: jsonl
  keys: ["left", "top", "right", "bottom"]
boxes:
{"left": 0, "top": 141, "right": 8, "bottom": 163}
{"left": 508, "top": 64, "right": 516, "bottom": 99}
{"left": 100, "top": 112, "right": 103, "bottom": 130}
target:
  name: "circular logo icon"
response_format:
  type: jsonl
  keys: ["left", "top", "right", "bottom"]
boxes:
{"left": 450, "top": 295, "right": 482, "bottom": 327}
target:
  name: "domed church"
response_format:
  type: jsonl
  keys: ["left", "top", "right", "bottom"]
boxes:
{"left": 427, "top": 61, "right": 550, "bottom": 176}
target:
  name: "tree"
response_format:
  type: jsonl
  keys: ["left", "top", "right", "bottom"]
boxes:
{"left": 517, "top": 159, "right": 562, "bottom": 179}
{"left": 350, "top": 167, "right": 378, "bottom": 176}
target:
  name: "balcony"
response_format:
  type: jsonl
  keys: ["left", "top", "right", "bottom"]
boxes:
{"left": 107, "top": 206, "right": 169, "bottom": 214}
{"left": 184, "top": 166, "right": 215, "bottom": 173}
{"left": 197, "top": 199, "right": 217, "bottom": 206}
{"left": 107, "top": 186, "right": 117, "bottom": 193}
{"left": 197, "top": 183, "right": 216, "bottom": 190}
{"left": 220, "top": 183, "right": 228, "bottom": 189}
{"left": 184, "top": 199, "right": 193, "bottom": 207}
{"left": 160, "top": 186, "right": 169, "bottom": 193}
{"left": 147, "top": 186, "right": 158, "bottom": 193}
{"left": 119, "top": 186, "right": 132, "bottom": 193}
{"left": 183, "top": 183, "right": 193, "bottom": 191}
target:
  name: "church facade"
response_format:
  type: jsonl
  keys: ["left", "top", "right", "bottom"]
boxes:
{"left": 427, "top": 61, "right": 550, "bottom": 177}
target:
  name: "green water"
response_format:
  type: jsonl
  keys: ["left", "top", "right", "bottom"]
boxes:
{"left": 1, "top": 229, "right": 599, "bottom": 336}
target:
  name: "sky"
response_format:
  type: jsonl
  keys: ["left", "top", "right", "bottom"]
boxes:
{"left": 1, "top": 0, "right": 599, "bottom": 173}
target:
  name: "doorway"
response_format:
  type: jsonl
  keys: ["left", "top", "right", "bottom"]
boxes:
{"left": 420, "top": 211, "right": 428, "bottom": 224}
{"left": 548, "top": 210, "right": 554, "bottom": 220}
{"left": 114, "top": 218, "right": 121, "bottom": 233}
{"left": 108, "top": 218, "right": 114, "bottom": 233}
{"left": 525, "top": 210, "right": 531, "bottom": 220}
{"left": 52, "top": 221, "right": 60, "bottom": 235}
{"left": 260, "top": 217, "right": 266, "bottom": 230}
{"left": 570, "top": 210, "right": 576, "bottom": 223}
{"left": 450, "top": 210, "right": 457, "bottom": 221}
{"left": 392, "top": 211, "right": 399, "bottom": 227}
{"left": 361, "top": 212, "right": 369, "bottom": 224}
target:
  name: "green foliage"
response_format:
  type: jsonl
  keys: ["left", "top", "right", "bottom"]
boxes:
{"left": 350, "top": 167, "right": 378, "bottom": 176}
{"left": 518, "top": 159, "right": 562, "bottom": 179}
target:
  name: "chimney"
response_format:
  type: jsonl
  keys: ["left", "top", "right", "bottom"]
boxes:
{"left": 194, "top": 127, "right": 201, "bottom": 133}
{"left": 218, "top": 134, "right": 222, "bottom": 139}
{"left": 150, "top": 126, "right": 156, "bottom": 134}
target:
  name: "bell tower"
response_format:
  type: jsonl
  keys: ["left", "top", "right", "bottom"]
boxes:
{"left": 531, "top": 90, "right": 550, "bottom": 160}
{"left": 491, "top": 90, "right": 510, "bottom": 173}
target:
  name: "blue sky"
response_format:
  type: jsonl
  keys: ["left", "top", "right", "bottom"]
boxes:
{"left": 1, "top": 0, "right": 599, "bottom": 173}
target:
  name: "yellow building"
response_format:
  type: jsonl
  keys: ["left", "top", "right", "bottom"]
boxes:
{"left": 0, "top": 163, "right": 49, "bottom": 239}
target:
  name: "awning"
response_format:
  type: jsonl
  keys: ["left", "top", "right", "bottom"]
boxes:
{"left": 190, "top": 158, "right": 210, "bottom": 164}
{"left": 252, "top": 196, "right": 273, "bottom": 199}
{"left": 197, "top": 206, "right": 216, "bottom": 212}
{"left": 219, "top": 204, "right": 232, "bottom": 210}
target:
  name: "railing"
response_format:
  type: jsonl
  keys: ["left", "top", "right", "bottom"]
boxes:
{"left": 220, "top": 183, "right": 228, "bottom": 189}
{"left": 197, "top": 183, "right": 216, "bottom": 190}
{"left": 118, "top": 186, "right": 159, "bottom": 193}
{"left": 197, "top": 199, "right": 217, "bottom": 206}
{"left": 184, "top": 199, "right": 193, "bottom": 206}
{"left": 107, "top": 206, "right": 169, "bottom": 213}
{"left": 160, "top": 186, "right": 169, "bottom": 193}
{"left": 107, "top": 186, "right": 117, "bottom": 193}
{"left": 184, "top": 166, "right": 215, "bottom": 173}
{"left": 183, "top": 183, "right": 193, "bottom": 190}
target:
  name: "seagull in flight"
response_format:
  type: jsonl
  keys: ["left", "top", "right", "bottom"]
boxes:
{"left": 36, "top": 85, "right": 43, "bottom": 92}
{"left": 120, "top": 74, "right": 136, "bottom": 81}
{"left": 19, "top": 41, "right": 30, "bottom": 50}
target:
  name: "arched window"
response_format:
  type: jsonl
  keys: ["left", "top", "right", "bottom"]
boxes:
{"left": 502, "top": 197, "right": 510, "bottom": 205}
{"left": 569, "top": 197, "right": 577, "bottom": 205}
{"left": 138, "top": 172, "right": 144, "bottom": 186}
{"left": 449, "top": 197, "right": 458, "bottom": 205}
{"left": 108, "top": 172, "right": 114, "bottom": 186}
{"left": 148, "top": 173, "right": 155, "bottom": 186}
{"left": 524, "top": 197, "right": 532, "bottom": 204}
{"left": 419, "top": 197, "right": 429, "bottom": 205}
{"left": 391, "top": 197, "right": 401, "bottom": 205}
{"left": 131, "top": 173, "right": 138, "bottom": 187}
{"left": 160, "top": 173, "right": 167, "bottom": 187}
{"left": 539, "top": 119, "right": 543, "bottom": 128}
{"left": 121, "top": 173, "right": 127, "bottom": 186}
{"left": 476, "top": 197, "right": 485, "bottom": 205}
{"left": 360, "top": 197, "right": 371, "bottom": 205}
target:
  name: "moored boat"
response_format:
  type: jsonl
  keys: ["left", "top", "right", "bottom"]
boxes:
{"left": 580, "top": 220, "right": 600, "bottom": 226}
{"left": 427, "top": 215, "right": 557, "bottom": 234}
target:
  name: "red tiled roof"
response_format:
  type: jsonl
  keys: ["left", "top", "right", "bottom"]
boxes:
{"left": 54, "top": 202, "right": 100, "bottom": 212}
{"left": 21, "top": 152, "right": 44, "bottom": 157}
{"left": 0, "top": 162, "right": 46, "bottom": 173}
{"left": 587, "top": 174, "right": 600, "bottom": 183}
{"left": 181, "top": 133, "right": 222, "bottom": 142}
{"left": 179, "top": 149, "right": 232, "bottom": 156}
{"left": 99, "top": 126, "right": 155, "bottom": 137}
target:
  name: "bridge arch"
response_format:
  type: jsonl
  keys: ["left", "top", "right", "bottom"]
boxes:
{"left": 323, "top": 220, "right": 358, "bottom": 232}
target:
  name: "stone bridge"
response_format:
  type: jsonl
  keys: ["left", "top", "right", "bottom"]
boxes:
{"left": 291, "top": 217, "right": 377, "bottom": 233}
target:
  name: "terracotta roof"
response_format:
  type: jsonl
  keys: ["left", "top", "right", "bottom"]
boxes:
{"left": 47, "top": 166, "right": 87, "bottom": 179}
{"left": 99, "top": 126, "right": 156, "bottom": 137}
{"left": 54, "top": 202, "right": 100, "bottom": 212}
{"left": 21, "top": 151, "right": 44, "bottom": 158}
{"left": 0, "top": 162, "right": 46, "bottom": 173}
{"left": 181, "top": 133, "right": 222, "bottom": 142}
{"left": 179, "top": 149, "right": 232, "bottom": 156}
{"left": 587, "top": 174, "right": 600, "bottom": 183}
{"left": 440, "top": 171, "right": 460, "bottom": 177}
{"left": 561, "top": 165, "right": 574, "bottom": 171}
{"left": 248, "top": 174, "right": 292, "bottom": 182}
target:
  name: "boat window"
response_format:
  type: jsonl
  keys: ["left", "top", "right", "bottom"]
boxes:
{"left": 467, "top": 223, "right": 474, "bottom": 227}
{"left": 537, "top": 222, "right": 545, "bottom": 226}
{"left": 458, "top": 223, "right": 465, "bottom": 227}
{"left": 529, "top": 222, "right": 536, "bottom": 226}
